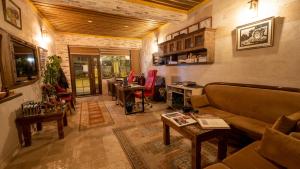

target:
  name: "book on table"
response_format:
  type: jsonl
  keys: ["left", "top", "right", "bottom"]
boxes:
{"left": 194, "top": 114, "right": 230, "bottom": 129}
{"left": 162, "top": 112, "right": 197, "bottom": 127}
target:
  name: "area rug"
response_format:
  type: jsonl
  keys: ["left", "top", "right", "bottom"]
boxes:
{"left": 78, "top": 99, "right": 114, "bottom": 130}
{"left": 113, "top": 120, "right": 237, "bottom": 169}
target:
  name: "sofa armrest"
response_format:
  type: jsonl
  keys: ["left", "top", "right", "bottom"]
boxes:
{"left": 191, "top": 95, "right": 209, "bottom": 108}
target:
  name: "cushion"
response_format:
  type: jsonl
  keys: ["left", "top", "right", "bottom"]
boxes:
{"left": 289, "top": 132, "right": 300, "bottom": 140}
{"left": 191, "top": 95, "right": 209, "bottom": 108}
{"left": 225, "top": 115, "right": 272, "bottom": 139}
{"left": 223, "top": 141, "right": 279, "bottom": 169}
{"left": 197, "top": 106, "right": 235, "bottom": 119}
{"left": 257, "top": 128, "right": 300, "bottom": 169}
{"left": 287, "top": 111, "right": 300, "bottom": 120}
{"left": 272, "top": 115, "right": 297, "bottom": 134}
{"left": 204, "top": 84, "right": 300, "bottom": 124}
{"left": 204, "top": 163, "right": 230, "bottom": 169}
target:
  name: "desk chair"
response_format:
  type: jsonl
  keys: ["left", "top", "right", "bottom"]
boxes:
{"left": 134, "top": 70, "right": 157, "bottom": 108}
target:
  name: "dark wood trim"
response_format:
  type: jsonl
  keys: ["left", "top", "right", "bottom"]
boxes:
{"left": 203, "top": 82, "right": 300, "bottom": 94}
{"left": 68, "top": 45, "right": 76, "bottom": 99}
{"left": 0, "top": 92, "right": 22, "bottom": 104}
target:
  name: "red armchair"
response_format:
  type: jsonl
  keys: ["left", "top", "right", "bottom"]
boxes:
{"left": 135, "top": 70, "right": 157, "bottom": 108}
{"left": 54, "top": 85, "right": 75, "bottom": 113}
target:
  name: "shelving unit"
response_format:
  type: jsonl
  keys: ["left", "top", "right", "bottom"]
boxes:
{"left": 156, "top": 28, "right": 216, "bottom": 66}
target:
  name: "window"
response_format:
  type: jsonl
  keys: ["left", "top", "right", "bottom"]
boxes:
{"left": 101, "top": 55, "right": 131, "bottom": 79}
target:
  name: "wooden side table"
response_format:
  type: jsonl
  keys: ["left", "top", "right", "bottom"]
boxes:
{"left": 161, "top": 115, "right": 229, "bottom": 169}
{"left": 15, "top": 105, "right": 67, "bottom": 147}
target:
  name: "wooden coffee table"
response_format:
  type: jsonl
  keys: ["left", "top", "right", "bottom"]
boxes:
{"left": 161, "top": 114, "right": 230, "bottom": 169}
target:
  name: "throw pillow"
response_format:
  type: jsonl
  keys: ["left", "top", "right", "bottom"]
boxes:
{"left": 191, "top": 95, "right": 209, "bottom": 108}
{"left": 257, "top": 128, "right": 300, "bottom": 169}
{"left": 287, "top": 111, "right": 300, "bottom": 121}
{"left": 272, "top": 116, "right": 297, "bottom": 134}
{"left": 290, "top": 132, "right": 300, "bottom": 140}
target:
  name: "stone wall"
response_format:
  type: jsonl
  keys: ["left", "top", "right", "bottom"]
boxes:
{"left": 141, "top": 0, "right": 300, "bottom": 88}
{"left": 55, "top": 33, "right": 142, "bottom": 89}
{"left": 0, "top": 0, "right": 56, "bottom": 168}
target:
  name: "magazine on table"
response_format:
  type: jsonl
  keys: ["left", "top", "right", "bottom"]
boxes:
{"left": 162, "top": 112, "right": 197, "bottom": 127}
{"left": 190, "top": 113, "right": 230, "bottom": 129}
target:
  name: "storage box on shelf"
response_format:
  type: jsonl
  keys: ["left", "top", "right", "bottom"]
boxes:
{"left": 157, "top": 28, "right": 216, "bottom": 66}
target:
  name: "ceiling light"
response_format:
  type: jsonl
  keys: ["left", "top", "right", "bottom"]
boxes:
{"left": 88, "top": 20, "right": 93, "bottom": 23}
{"left": 124, "top": 25, "right": 129, "bottom": 28}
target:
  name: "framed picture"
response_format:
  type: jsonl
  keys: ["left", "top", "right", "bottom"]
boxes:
{"left": 188, "top": 23, "right": 199, "bottom": 33}
{"left": 199, "top": 17, "right": 212, "bottom": 29}
{"left": 38, "top": 47, "right": 48, "bottom": 75}
{"left": 2, "top": 0, "right": 22, "bottom": 29}
{"left": 236, "top": 17, "right": 274, "bottom": 50}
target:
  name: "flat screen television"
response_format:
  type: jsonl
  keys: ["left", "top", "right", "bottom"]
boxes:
{"left": 12, "top": 40, "right": 38, "bottom": 82}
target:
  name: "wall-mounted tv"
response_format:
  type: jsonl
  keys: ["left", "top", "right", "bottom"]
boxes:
{"left": 11, "top": 40, "right": 38, "bottom": 83}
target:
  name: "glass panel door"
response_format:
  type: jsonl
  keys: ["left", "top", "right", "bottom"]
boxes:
{"left": 73, "top": 56, "right": 91, "bottom": 96}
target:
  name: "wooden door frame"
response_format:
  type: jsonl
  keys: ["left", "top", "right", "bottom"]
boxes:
{"left": 68, "top": 46, "right": 102, "bottom": 97}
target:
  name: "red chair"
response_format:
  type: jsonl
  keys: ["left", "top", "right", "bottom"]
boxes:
{"left": 135, "top": 70, "right": 157, "bottom": 108}
{"left": 127, "top": 70, "right": 135, "bottom": 84}
{"left": 54, "top": 85, "right": 75, "bottom": 113}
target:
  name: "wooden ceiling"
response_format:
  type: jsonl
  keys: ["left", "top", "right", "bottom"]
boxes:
{"left": 142, "top": 0, "right": 204, "bottom": 10}
{"left": 32, "top": 2, "right": 166, "bottom": 38}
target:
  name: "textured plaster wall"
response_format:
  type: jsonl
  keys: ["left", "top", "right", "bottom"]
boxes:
{"left": 0, "top": 0, "right": 56, "bottom": 168}
{"left": 55, "top": 33, "right": 142, "bottom": 89}
{"left": 141, "top": 0, "right": 300, "bottom": 88}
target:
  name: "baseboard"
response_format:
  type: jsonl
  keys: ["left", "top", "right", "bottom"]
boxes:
{"left": 0, "top": 146, "right": 20, "bottom": 169}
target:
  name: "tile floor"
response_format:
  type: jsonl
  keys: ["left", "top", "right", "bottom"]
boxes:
{"left": 6, "top": 96, "right": 168, "bottom": 169}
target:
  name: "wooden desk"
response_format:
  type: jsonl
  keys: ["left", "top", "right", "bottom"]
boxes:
{"left": 161, "top": 115, "right": 229, "bottom": 169}
{"left": 116, "top": 84, "right": 145, "bottom": 115}
{"left": 15, "top": 105, "right": 67, "bottom": 147}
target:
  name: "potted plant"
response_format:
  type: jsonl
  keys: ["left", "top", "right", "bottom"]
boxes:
{"left": 42, "top": 55, "right": 61, "bottom": 85}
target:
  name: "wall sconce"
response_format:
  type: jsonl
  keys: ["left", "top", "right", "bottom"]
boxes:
{"left": 248, "top": 0, "right": 258, "bottom": 17}
{"left": 41, "top": 28, "right": 48, "bottom": 39}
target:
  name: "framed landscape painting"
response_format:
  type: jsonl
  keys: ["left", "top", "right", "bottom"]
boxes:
{"left": 2, "top": 0, "right": 22, "bottom": 29}
{"left": 236, "top": 17, "right": 274, "bottom": 50}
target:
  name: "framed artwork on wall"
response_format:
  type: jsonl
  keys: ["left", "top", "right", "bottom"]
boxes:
{"left": 236, "top": 17, "right": 274, "bottom": 50}
{"left": 2, "top": 0, "right": 22, "bottom": 29}
{"left": 38, "top": 47, "right": 48, "bottom": 75}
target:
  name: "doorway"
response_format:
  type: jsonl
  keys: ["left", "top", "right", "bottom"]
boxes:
{"left": 71, "top": 55, "right": 102, "bottom": 96}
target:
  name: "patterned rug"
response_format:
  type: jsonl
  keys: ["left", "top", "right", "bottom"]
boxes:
{"left": 113, "top": 120, "right": 237, "bottom": 169}
{"left": 78, "top": 98, "right": 114, "bottom": 130}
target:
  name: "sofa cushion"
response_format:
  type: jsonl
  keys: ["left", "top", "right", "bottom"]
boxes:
{"left": 204, "top": 84, "right": 300, "bottom": 124}
{"left": 197, "top": 106, "right": 236, "bottom": 119}
{"left": 257, "top": 128, "right": 300, "bottom": 169}
{"left": 191, "top": 95, "right": 209, "bottom": 108}
{"left": 223, "top": 141, "right": 280, "bottom": 169}
{"left": 272, "top": 115, "right": 297, "bottom": 134}
{"left": 296, "top": 121, "right": 300, "bottom": 132}
{"left": 289, "top": 132, "right": 300, "bottom": 140}
{"left": 204, "top": 163, "right": 231, "bottom": 169}
{"left": 287, "top": 111, "right": 300, "bottom": 120}
{"left": 225, "top": 115, "right": 272, "bottom": 139}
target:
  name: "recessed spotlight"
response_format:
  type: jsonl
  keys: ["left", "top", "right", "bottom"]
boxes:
{"left": 88, "top": 20, "right": 93, "bottom": 23}
{"left": 124, "top": 25, "right": 129, "bottom": 28}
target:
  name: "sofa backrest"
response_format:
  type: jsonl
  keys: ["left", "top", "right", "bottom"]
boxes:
{"left": 204, "top": 83, "right": 300, "bottom": 124}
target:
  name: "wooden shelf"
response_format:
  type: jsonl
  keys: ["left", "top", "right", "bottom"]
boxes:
{"left": 0, "top": 93, "right": 22, "bottom": 104}
{"left": 158, "top": 28, "right": 216, "bottom": 66}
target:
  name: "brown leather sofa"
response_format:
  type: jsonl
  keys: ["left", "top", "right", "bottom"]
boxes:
{"left": 191, "top": 82, "right": 300, "bottom": 169}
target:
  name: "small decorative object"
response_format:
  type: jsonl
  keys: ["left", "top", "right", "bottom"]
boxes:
{"left": 199, "top": 17, "right": 212, "bottom": 29}
{"left": 21, "top": 101, "right": 41, "bottom": 117}
{"left": 236, "top": 17, "right": 274, "bottom": 50}
{"left": 2, "top": 0, "right": 22, "bottom": 29}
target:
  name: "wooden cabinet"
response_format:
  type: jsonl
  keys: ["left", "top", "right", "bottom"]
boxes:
{"left": 157, "top": 28, "right": 216, "bottom": 66}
